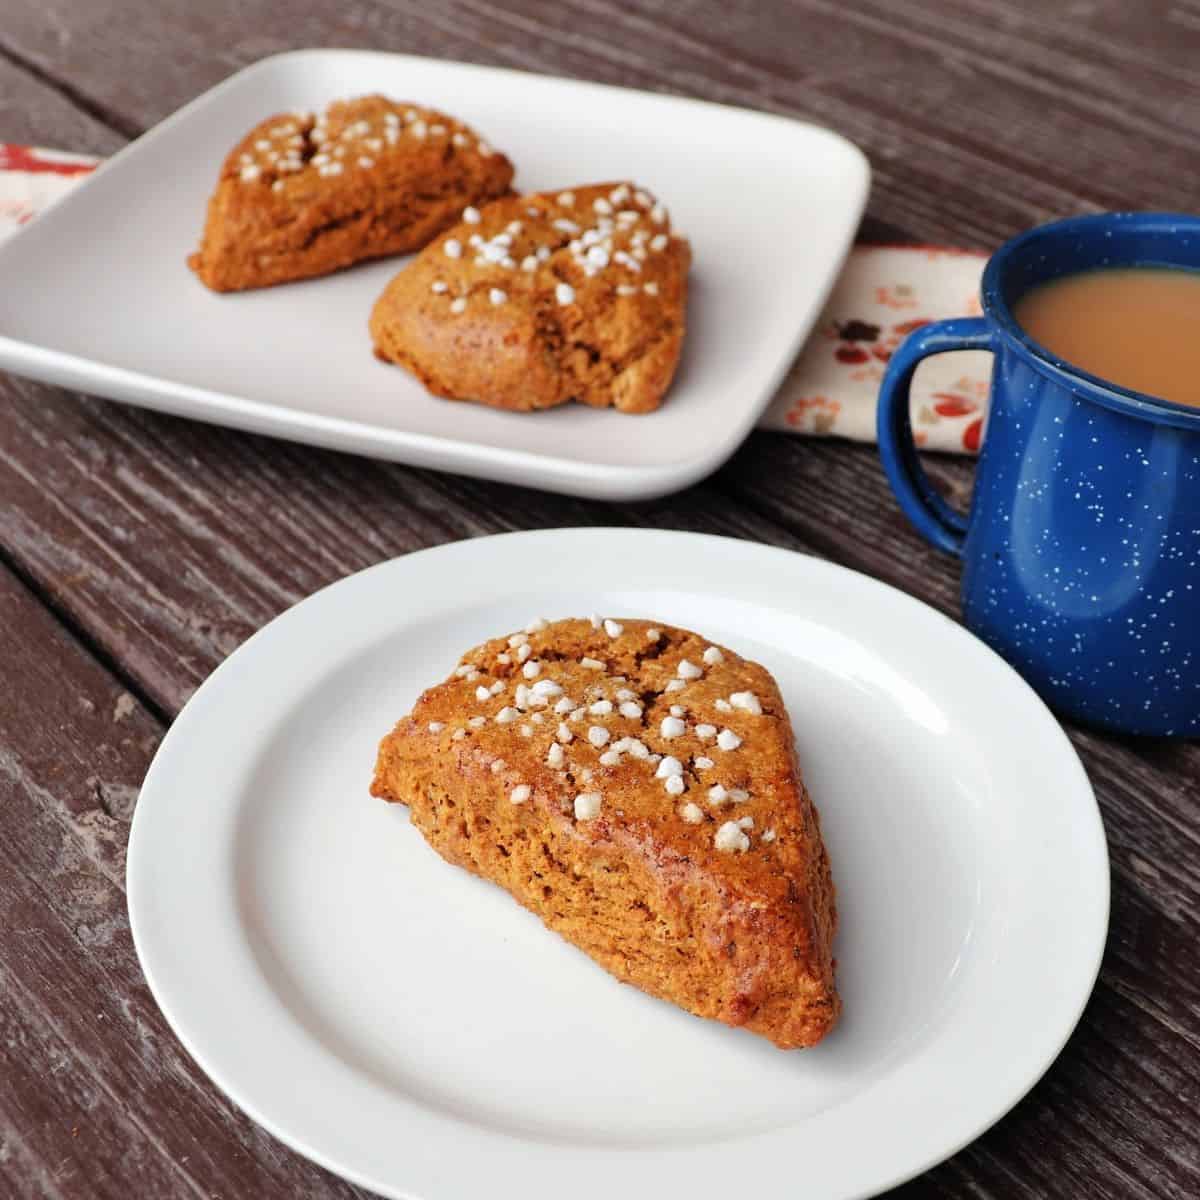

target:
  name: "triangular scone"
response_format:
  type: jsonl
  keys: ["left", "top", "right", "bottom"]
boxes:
{"left": 188, "top": 95, "right": 514, "bottom": 292}
{"left": 371, "top": 617, "right": 839, "bottom": 1049}
{"left": 368, "top": 183, "right": 690, "bottom": 413}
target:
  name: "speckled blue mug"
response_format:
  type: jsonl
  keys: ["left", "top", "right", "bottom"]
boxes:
{"left": 878, "top": 212, "right": 1200, "bottom": 736}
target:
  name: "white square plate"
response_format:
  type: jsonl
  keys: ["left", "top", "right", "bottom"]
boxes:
{"left": 0, "top": 50, "right": 869, "bottom": 500}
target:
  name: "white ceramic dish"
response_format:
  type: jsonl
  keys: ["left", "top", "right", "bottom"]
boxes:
{"left": 0, "top": 50, "right": 869, "bottom": 501}
{"left": 127, "top": 529, "right": 1108, "bottom": 1200}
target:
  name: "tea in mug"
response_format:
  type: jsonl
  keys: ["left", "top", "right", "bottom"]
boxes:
{"left": 1013, "top": 266, "right": 1200, "bottom": 407}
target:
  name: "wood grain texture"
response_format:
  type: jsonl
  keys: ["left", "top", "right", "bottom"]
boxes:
{"left": 0, "top": 566, "right": 368, "bottom": 1199}
{"left": 1, "top": 1, "right": 1199, "bottom": 1196}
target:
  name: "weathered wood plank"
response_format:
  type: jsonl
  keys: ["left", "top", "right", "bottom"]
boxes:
{"left": 0, "top": 565, "right": 369, "bottom": 1198}
{"left": 0, "top": 52, "right": 124, "bottom": 155}
{"left": 0, "top": 380, "right": 827, "bottom": 714}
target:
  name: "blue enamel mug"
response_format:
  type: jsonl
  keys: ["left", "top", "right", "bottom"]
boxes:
{"left": 878, "top": 212, "right": 1200, "bottom": 736}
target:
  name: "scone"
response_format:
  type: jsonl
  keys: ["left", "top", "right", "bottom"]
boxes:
{"left": 189, "top": 95, "right": 514, "bottom": 292}
{"left": 370, "top": 616, "right": 839, "bottom": 1049}
{"left": 369, "top": 183, "right": 690, "bottom": 413}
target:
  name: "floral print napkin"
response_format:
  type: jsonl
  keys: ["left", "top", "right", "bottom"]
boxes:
{"left": 0, "top": 145, "right": 991, "bottom": 453}
{"left": 759, "top": 244, "right": 991, "bottom": 453}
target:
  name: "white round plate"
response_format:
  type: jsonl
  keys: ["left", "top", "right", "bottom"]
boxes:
{"left": 127, "top": 529, "right": 1109, "bottom": 1200}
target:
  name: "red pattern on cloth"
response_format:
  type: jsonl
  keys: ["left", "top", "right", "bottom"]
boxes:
{"left": 0, "top": 143, "right": 98, "bottom": 176}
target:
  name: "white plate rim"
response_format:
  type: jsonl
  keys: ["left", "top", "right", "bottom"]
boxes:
{"left": 0, "top": 49, "right": 870, "bottom": 502}
{"left": 126, "top": 528, "right": 1109, "bottom": 1200}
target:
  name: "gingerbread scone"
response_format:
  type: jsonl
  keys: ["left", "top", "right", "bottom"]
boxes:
{"left": 370, "top": 617, "right": 839, "bottom": 1050}
{"left": 189, "top": 95, "right": 514, "bottom": 292}
{"left": 369, "top": 183, "right": 690, "bottom": 413}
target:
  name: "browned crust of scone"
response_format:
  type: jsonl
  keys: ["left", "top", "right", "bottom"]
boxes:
{"left": 368, "top": 182, "right": 690, "bottom": 414}
{"left": 370, "top": 618, "right": 838, "bottom": 1049}
{"left": 189, "top": 95, "right": 514, "bottom": 292}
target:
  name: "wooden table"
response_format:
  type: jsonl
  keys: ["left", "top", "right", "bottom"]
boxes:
{"left": 2, "top": 2, "right": 1198, "bottom": 1196}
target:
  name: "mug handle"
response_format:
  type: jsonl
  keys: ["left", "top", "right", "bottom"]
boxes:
{"left": 876, "top": 317, "right": 994, "bottom": 556}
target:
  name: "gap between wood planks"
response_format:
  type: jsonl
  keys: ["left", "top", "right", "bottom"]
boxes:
{"left": 0, "top": 36, "right": 141, "bottom": 141}
{"left": 0, "top": 541, "right": 172, "bottom": 728}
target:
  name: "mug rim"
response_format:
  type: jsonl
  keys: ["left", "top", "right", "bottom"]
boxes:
{"left": 981, "top": 210, "right": 1200, "bottom": 431}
